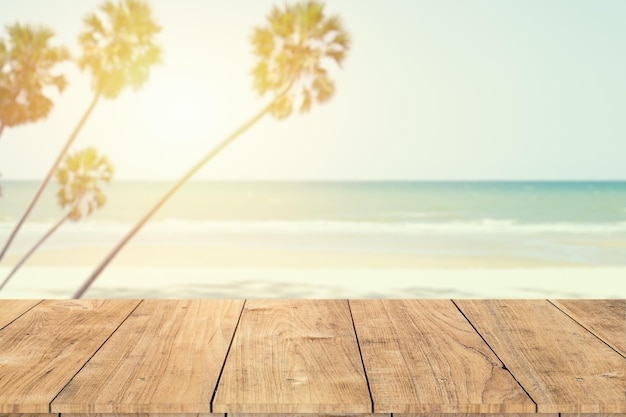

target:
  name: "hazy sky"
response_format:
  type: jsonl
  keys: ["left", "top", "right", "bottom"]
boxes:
{"left": 1, "top": 0, "right": 625, "bottom": 180}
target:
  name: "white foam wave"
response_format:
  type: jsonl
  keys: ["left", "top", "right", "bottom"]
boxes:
{"left": 2, "top": 218, "right": 626, "bottom": 236}
{"left": 136, "top": 218, "right": 626, "bottom": 235}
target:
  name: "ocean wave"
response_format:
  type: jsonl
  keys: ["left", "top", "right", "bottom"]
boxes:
{"left": 7, "top": 218, "right": 623, "bottom": 235}
{"left": 2, "top": 218, "right": 626, "bottom": 236}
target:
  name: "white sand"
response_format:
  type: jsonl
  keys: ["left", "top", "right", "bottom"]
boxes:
{"left": 0, "top": 266, "right": 624, "bottom": 299}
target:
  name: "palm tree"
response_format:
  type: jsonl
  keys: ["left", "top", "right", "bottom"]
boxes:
{"left": 73, "top": 0, "right": 350, "bottom": 298}
{"left": 0, "top": 0, "right": 161, "bottom": 263}
{"left": 0, "top": 23, "right": 69, "bottom": 140}
{"left": 0, "top": 147, "right": 113, "bottom": 292}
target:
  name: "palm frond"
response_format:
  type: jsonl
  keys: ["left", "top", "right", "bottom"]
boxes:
{"left": 300, "top": 87, "right": 312, "bottom": 113}
{"left": 325, "top": 49, "right": 345, "bottom": 66}
{"left": 251, "top": 27, "right": 274, "bottom": 58}
{"left": 271, "top": 93, "right": 293, "bottom": 119}
{"left": 83, "top": 13, "right": 106, "bottom": 36}
{"left": 330, "top": 32, "right": 350, "bottom": 50}
{"left": 313, "top": 74, "right": 334, "bottom": 103}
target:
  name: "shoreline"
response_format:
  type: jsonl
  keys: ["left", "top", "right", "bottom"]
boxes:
{"left": 0, "top": 266, "right": 624, "bottom": 299}
{"left": 2, "top": 244, "right": 594, "bottom": 269}
{"left": 1, "top": 242, "right": 623, "bottom": 299}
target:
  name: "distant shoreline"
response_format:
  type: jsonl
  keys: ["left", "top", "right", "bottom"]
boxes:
{"left": 3, "top": 179, "right": 626, "bottom": 185}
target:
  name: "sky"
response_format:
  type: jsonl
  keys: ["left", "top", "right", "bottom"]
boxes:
{"left": 0, "top": 0, "right": 625, "bottom": 181}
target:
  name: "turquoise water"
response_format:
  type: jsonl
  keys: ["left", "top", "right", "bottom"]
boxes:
{"left": 3, "top": 180, "right": 626, "bottom": 223}
{"left": 1, "top": 180, "right": 625, "bottom": 266}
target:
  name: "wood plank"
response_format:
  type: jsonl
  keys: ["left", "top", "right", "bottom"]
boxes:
{"left": 230, "top": 414, "right": 385, "bottom": 417}
{"left": 455, "top": 300, "right": 626, "bottom": 413}
{"left": 350, "top": 300, "right": 535, "bottom": 413}
{"left": 0, "top": 414, "right": 58, "bottom": 417}
{"left": 0, "top": 300, "right": 139, "bottom": 413}
{"left": 0, "top": 300, "right": 41, "bottom": 330}
{"left": 562, "top": 414, "right": 626, "bottom": 417}
{"left": 551, "top": 299, "right": 625, "bottom": 356}
{"left": 61, "top": 414, "right": 221, "bottom": 417}
{"left": 213, "top": 300, "right": 371, "bottom": 413}
{"left": 396, "top": 414, "right": 557, "bottom": 417}
{"left": 52, "top": 300, "right": 244, "bottom": 413}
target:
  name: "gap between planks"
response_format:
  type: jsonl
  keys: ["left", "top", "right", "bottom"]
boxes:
{"left": 48, "top": 301, "right": 145, "bottom": 413}
{"left": 450, "top": 299, "right": 539, "bottom": 412}
{"left": 209, "top": 299, "right": 248, "bottom": 413}
{"left": 548, "top": 299, "right": 626, "bottom": 358}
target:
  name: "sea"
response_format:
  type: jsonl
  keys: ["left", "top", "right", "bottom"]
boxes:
{"left": 1, "top": 180, "right": 625, "bottom": 268}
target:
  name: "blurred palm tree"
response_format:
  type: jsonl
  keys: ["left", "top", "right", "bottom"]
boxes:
{"left": 0, "top": 147, "right": 113, "bottom": 292}
{"left": 0, "top": 0, "right": 160, "bottom": 263}
{"left": 251, "top": 1, "right": 350, "bottom": 118}
{"left": 74, "top": 0, "right": 350, "bottom": 298}
{"left": 0, "top": 23, "right": 69, "bottom": 140}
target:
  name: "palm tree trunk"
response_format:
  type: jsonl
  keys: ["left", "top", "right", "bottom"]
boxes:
{"left": 73, "top": 99, "right": 276, "bottom": 298}
{"left": 0, "top": 92, "right": 101, "bottom": 264}
{"left": 0, "top": 212, "right": 70, "bottom": 292}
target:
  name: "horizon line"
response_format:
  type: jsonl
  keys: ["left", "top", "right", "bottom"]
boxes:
{"left": 3, "top": 178, "right": 626, "bottom": 183}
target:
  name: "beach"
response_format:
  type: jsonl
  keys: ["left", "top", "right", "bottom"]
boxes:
{"left": 1, "top": 243, "right": 624, "bottom": 299}
{"left": 1, "top": 181, "right": 625, "bottom": 299}
{"left": 2, "top": 266, "right": 624, "bottom": 299}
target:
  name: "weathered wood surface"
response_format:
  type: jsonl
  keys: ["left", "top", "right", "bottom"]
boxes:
{"left": 0, "top": 300, "right": 140, "bottom": 413}
{"left": 0, "top": 299, "right": 624, "bottom": 414}
{"left": 60, "top": 414, "right": 222, "bottom": 417}
{"left": 52, "top": 300, "right": 244, "bottom": 413}
{"left": 551, "top": 299, "right": 625, "bottom": 357}
{"left": 395, "top": 414, "right": 558, "bottom": 417}
{"left": 454, "top": 300, "right": 626, "bottom": 413}
{"left": 350, "top": 299, "right": 535, "bottom": 413}
{"left": 0, "top": 299, "right": 40, "bottom": 330}
{"left": 561, "top": 415, "right": 626, "bottom": 417}
{"left": 0, "top": 414, "right": 58, "bottom": 417}
{"left": 213, "top": 300, "right": 371, "bottom": 413}
{"left": 0, "top": 414, "right": 621, "bottom": 417}
{"left": 229, "top": 414, "right": 386, "bottom": 417}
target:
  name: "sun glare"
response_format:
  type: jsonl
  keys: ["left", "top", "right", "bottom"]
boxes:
{"left": 140, "top": 77, "right": 218, "bottom": 145}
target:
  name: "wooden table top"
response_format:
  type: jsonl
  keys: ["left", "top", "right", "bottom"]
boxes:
{"left": 0, "top": 299, "right": 623, "bottom": 415}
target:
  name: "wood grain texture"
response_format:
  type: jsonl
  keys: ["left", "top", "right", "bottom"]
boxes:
{"left": 562, "top": 415, "right": 626, "bottom": 417}
{"left": 562, "top": 414, "right": 626, "bottom": 417}
{"left": 0, "top": 300, "right": 41, "bottom": 330}
{"left": 213, "top": 300, "right": 371, "bottom": 413}
{"left": 551, "top": 299, "right": 625, "bottom": 356}
{"left": 455, "top": 300, "right": 626, "bottom": 413}
{"left": 230, "top": 414, "right": 385, "bottom": 417}
{"left": 61, "top": 414, "right": 222, "bottom": 417}
{"left": 0, "top": 300, "right": 139, "bottom": 413}
{"left": 396, "top": 414, "right": 557, "bottom": 417}
{"left": 52, "top": 300, "right": 244, "bottom": 413}
{"left": 350, "top": 300, "right": 535, "bottom": 413}
{"left": 0, "top": 414, "right": 58, "bottom": 417}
